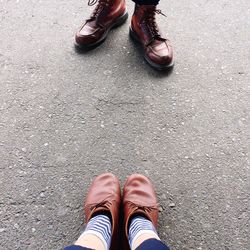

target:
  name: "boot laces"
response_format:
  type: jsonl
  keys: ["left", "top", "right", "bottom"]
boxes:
{"left": 144, "top": 8, "right": 166, "bottom": 39}
{"left": 88, "top": 0, "right": 111, "bottom": 19}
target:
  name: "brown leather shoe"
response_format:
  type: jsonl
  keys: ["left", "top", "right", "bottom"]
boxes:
{"left": 75, "top": 0, "right": 128, "bottom": 49}
{"left": 123, "top": 174, "right": 159, "bottom": 249}
{"left": 84, "top": 173, "right": 121, "bottom": 250}
{"left": 130, "top": 4, "right": 174, "bottom": 70}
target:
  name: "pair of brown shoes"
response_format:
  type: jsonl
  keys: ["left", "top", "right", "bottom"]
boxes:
{"left": 75, "top": 0, "right": 174, "bottom": 70}
{"left": 84, "top": 173, "right": 159, "bottom": 250}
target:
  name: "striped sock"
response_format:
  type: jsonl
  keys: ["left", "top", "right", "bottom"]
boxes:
{"left": 128, "top": 216, "right": 160, "bottom": 249}
{"left": 80, "top": 214, "right": 112, "bottom": 250}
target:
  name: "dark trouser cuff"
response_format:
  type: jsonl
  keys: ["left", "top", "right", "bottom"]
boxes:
{"left": 64, "top": 239, "right": 169, "bottom": 250}
{"left": 132, "top": 0, "right": 160, "bottom": 5}
{"left": 135, "top": 239, "right": 170, "bottom": 250}
{"left": 64, "top": 246, "right": 93, "bottom": 250}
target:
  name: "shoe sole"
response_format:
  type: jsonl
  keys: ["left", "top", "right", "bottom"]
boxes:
{"left": 75, "top": 11, "right": 129, "bottom": 50}
{"left": 129, "top": 27, "right": 174, "bottom": 71}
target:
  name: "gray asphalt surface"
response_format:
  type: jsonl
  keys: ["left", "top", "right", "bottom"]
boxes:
{"left": 0, "top": 0, "right": 250, "bottom": 249}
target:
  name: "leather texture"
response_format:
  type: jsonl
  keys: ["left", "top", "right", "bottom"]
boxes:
{"left": 75, "top": 0, "right": 127, "bottom": 47}
{"left": 84, "top": 173, "right": 121, "bottom": 250}
{"left": 130, "top": 4, "right": 174, "bottom": 69}
{"left": 123, "top": 174, "right": 159, "bottom": 241}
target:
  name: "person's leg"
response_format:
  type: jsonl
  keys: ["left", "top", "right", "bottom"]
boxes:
{"left": 128, "top": 216, "right": 171, "bottom": 250}
{"left": 129, "top": 215, "right": 160, "bottom": 249}
{"left": 129, "top": 1, "right": 174, "bottom": 70}
{"left": 64, "top": 173, "right": 121, "bottom": 250}
{"left": 123, "top": 174, "right": 171, "bottom": 250}
{"left": 65, "top": 214, "right": 111, "bottom": 250}
{"left": 64, "top": 214, "right": 112, "bottom": 250}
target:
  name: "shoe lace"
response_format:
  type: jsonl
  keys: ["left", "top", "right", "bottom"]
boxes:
{"left": 86, "top": 196, "right": 114, "bottom": 211}
{"left": 144, "top": 8, "right": 167, "bottom": 40}
{"left": 127, "top": 201, "right": 159, "bottom": 213}
{"left": 88, "top": 0, "right": 111, "bottom": 19}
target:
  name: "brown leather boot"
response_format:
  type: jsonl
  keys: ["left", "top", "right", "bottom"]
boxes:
{"left": 75, "top": 0, "right": 128, "bottom": 49}
{"left": 123, "top": 174, "right": 159, "bottom": 250}
{"left": 84, "top": 173, "right": 121, "bottom": 250}
{"left": 130, "top": 4, "right": 174, "bottom": 70}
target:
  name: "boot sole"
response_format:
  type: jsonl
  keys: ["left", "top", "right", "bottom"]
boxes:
{"left": 129, "top": 27, "right": 174, "bottom": 71}
{"left": 75, "top": 11, "right": 129, "bottom": 50}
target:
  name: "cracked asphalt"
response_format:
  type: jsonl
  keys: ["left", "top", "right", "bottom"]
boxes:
{"left": 0, "top": 0, "right": 249, "bottom": 249}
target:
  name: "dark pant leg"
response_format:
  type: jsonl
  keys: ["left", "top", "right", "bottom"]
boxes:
{"left": 132, "top": 0, "right": 160, "bottom": 5}
{"left": 64, "top": 239, "right": 170, "bottom": 250}
{"left": 135, "top": 238, "right": 170, "bottom": 250}
{"left": 64, "top": 246, "right": 93, "bottom": 250}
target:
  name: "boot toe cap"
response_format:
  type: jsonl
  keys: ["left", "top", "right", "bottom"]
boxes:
{"left": 147, "top": 43, "right": 173, "bottom": 66}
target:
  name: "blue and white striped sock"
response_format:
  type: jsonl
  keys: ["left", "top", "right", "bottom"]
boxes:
{"left": 80, "top": 214, "right": 112, "bottom": 250}
{"left": 128, "top": 216, "right": 160, "bottom": 249}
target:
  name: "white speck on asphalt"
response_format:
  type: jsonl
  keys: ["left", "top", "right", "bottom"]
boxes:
{"left": 169, "top": 203, "right": 176, "bottom": 208}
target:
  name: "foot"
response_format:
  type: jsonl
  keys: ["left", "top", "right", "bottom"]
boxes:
{"left": 84, "top": 173, "right": 121, "bottom": 250}
{"left": 123, "top": 174, "right": 159, "bottom": 249}
{"left": 75, "top": 0, "right": 128, "bottom": 49}
{"left": 130, "top": 4, "right": 174, "bottom": 70}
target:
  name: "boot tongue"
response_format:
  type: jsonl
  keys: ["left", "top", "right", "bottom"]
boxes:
{"left": 142, "top": 4, "right": 156, "bottom": 9}
{"left": 142, "top": 4, "right": 156, "bottom": 13}
{"left": 88, "top": 0, "right": 108, "bottom": 20}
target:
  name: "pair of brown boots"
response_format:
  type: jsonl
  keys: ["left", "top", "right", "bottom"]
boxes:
{"left": 84, "top": 173, "right": 159, "bottom": 250}
{"left": 75, "top": 0, "right": 174, "bottom": 70}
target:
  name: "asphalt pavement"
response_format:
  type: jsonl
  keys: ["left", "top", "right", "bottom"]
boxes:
{"left": 0, "top": 0, "right": 249, "bottom": 249}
